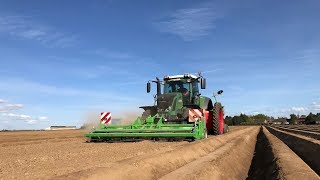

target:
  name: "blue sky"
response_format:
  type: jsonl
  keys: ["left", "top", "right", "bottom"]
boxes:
{"left": 0, "top": 0, "right": 320, "bottom": 129}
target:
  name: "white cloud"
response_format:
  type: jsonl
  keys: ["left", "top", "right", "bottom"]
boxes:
{"left": 0, "top": 99, "right": 6, "bottom": 103}
{"left": 2, "top": 113, "right": 31, "bottom": 119}
{"left": 291, "top": 107, "right": 306, "bottom": 113}
{"left": 276, "top": 107, "right": 308, "bottom": 116}
{"left": 38, "top": 116, "right": 49, "bottom": 122}
{"left": 0, "top": 100, "right": 51, "bottom": 126}
{"left": 26, "top": 119, "right": 37, "bottom": 124}
{"left": 0, "top": 15, "right": 77, "bottom": 48}
{"left": 20, "top": 29, "right": 47, "bottom": 39}
{"left": 1, "top": 113, "right": 49, "bottom": 125}
{"left": 311, "top": 102, "right": 320, "bottom": 111}
{"left": 0, "top": 104, "right": 23, "bottom": 112}
{"left": 155, "top": 3, "right": 222, "bottom": 41}
{"left": 252, "top": 112, "right": 260, "bottom": 115}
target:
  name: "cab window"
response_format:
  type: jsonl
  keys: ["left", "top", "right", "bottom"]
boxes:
{"left": 164, "top": 81, "right": 190, "bottom": 94}
{"left": 192, "top": 81, "right": 199, "bottom": 96}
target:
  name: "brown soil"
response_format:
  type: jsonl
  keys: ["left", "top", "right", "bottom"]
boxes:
{"left": 262, "top": 127, "right": 319, "bottom": 179}
{"left": 1, "top": 125, "right": 319, "bottom": 180}
{"left": 273, "top": 126, "right": 320, "bottom": 140}
{"left": 159, "top": 127, "right": 260, "bottom": 180}
{"left": 267, "top": 126, "right": 320, "bottom": 175}
{"left": 276, "top": 125, "right": 320, "bottom": 133}
{"left": 247, "top": 127, "right": 281, "bottom": 180}
{"left": 0, "top": 129, "right": 188, "bottom": 179}
{"left": 58, "top": 126, "right": 259, "bottom": 180}
{"left": 0, "top": 127, "right": 246, "bottom": 179}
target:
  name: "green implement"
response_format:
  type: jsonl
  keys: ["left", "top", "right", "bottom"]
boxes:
{"left": 85, "top": 115, "right": 206, "bottom": 141}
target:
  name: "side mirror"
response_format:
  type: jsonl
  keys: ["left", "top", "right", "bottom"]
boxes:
{"left": 200, "top": 78, "right": 206, "bottom": 89}
{"left": 147, "top": 82, "right": 151, "bottom": 93}
{"left": 217, "top": 90, "right": 223, "bottom": 95}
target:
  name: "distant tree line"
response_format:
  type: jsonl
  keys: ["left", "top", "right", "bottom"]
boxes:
{"left": 225, "top": 112, "right": 320, "bottom": 126}
{"left": 224, "top": 113, "right": 272, "bottom": 126}
{"left": 304, "top": 112, "right": 320, "bottom": 124}
{"left": 288, "top": 112, "right": 320, "bottom": 124}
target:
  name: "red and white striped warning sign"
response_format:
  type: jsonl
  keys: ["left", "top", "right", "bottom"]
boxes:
{"left": 100, "top": 112, "right": 112, "bottom": 125}
{"left": 189, "top": 109, "right": 203, "bottom": 122}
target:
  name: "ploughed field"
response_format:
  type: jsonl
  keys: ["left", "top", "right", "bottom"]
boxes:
{"left": 0, "top": 125, "right": 319, "bottom": 180}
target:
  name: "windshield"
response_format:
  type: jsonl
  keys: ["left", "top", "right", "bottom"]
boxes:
{"left": 164, "top": 81, "right": 190, "bottom": 94}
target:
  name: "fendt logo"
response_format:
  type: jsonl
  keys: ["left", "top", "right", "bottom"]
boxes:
{"left": 100, "top": 112, "right": 112, "bottom": 125}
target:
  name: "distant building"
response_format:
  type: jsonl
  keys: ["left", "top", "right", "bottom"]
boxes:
{"left": 297, "top": 118, "right": 306, "bottom": 124}
{"left": 254, "top": 119, "right": 268, "bottom": 124}
{"left": 45, "top": 126, "right": 77, "bottom": 130}
{"left": 272, "top": 118, "right": 288, "bottom": 125}
{"left": 300, "top": 115, "right": 307, "bottom": 119}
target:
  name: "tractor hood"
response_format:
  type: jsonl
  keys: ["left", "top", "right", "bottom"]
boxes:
{"left": 157, "top": 93, "right": 178, "bottom": 111}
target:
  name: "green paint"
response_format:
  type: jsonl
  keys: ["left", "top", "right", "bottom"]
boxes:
{"left": 85, "top": 116, "right": 205, "bottom": 140}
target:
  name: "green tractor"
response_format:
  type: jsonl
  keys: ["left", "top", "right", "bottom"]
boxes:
{"left": 85, "top": 73, "right": 228, "bottom": 142}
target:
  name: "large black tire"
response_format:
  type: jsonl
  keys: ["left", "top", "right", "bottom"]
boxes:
{"left": 141, "top": 110, "right": 151, "bottom": 124}
{"left": 213, "top": 102, "right": 222, "bottom": 135}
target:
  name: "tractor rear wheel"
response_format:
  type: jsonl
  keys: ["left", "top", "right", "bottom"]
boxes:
{"left": 213, "top": 102, "right": 223, "bottom": 135}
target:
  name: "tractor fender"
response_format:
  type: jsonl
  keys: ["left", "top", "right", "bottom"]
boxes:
{"left": 139, "top": 106, "right": 157, "bottom": 117}
{"left": 139, "top": 106, "right": 157, "bottom": 111}
{"left": 202, "top": 97, "right": 214, "bottom": 111}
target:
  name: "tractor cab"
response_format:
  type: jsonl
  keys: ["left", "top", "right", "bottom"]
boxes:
{"left": 146, "top": 74, "right": 206, "bottom": 104}
{"left": 163, "top": 74, "right": 202, "bottom": 104}
{"left": 145, "top": 74, "right": 207, "bottom": 121}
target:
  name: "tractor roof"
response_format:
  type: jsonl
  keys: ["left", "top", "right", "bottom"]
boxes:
{"left": 164, "top": 74, "right": 198, "bottom": 81}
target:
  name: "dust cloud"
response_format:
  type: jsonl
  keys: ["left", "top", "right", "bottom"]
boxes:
{"left": 81, "top": 110, "right": 142, "bottom": 129}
